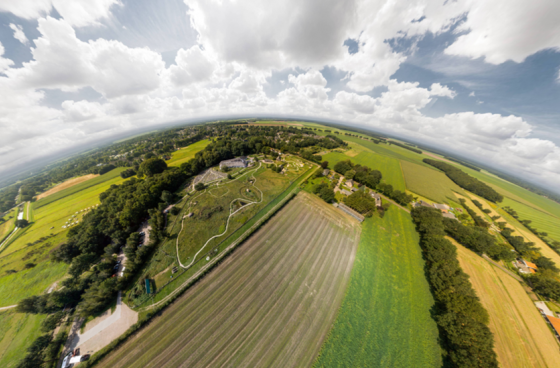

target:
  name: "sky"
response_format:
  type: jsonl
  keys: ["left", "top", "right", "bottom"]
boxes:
{"left": 0, "top": 0, "right": 559, "bottom": 192}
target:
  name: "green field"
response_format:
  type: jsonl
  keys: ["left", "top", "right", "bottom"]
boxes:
{"left": 401, "top": 160, "right": 465, "bottom": 203}
{"left": 322, "top": 150, "right": 406, "bottom": 191}
{"left": 0, "top": 208, "right": 18, "bottom": 243}
{"left": 501, "top": 197, "right": 560, "bottom": 243}
{"left": 97, "top": 193, "right": 360, "bottom": 368}
{"left": 0, "top": 168, "right": 127, "bottom": 307}
{"left": 0, "top": 310, "right": 45, "bottom": 368}
{"left": 314, "top": 208, "right": 441, "bottom": 368}
{"left": 167, "top": 140, "right": 210, "bottom": 167}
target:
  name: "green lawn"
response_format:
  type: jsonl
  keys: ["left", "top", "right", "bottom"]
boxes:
{"left": 322, "top": 150, "right": 406, "bottom": 192}
{"left": 401, "top": 160, "right": 464, "bottom": 203}
{"left": 167, "top": 140, "right": 211, "bottom": 167}
{"left": 0, "top": 208, "right": 18, "bottom": 242}
{"left": 0, "top": 310, "right": 45, "bottom": 368}
{"left": 314, "top": 208, "right": 441, "bottom": 368}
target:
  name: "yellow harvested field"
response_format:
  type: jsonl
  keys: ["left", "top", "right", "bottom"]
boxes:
{"left": 454, "top": 239, "right": 560, "bottom": 368}
{"left": 36, "top": 174, "right": 98, "bottom": 200}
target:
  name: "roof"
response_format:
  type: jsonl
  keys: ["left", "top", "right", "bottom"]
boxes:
{"left": 434, "top": 203, "right": 450, "bottom": 210}
{"left": 535, "top": 301, "right": 554, "bottom": 317}
{"left": 525, "top": 261, "right": 538, "bottom": 270}
{"left": 546, "top": 315, "right": 560, "bottom": 334}
{"left": 341, "top": 189, "right": 352, "bottom": 196}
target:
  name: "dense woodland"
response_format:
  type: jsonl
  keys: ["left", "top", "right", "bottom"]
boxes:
{"left": 411, "top": 207, "right": 498, "bottom": 368}
{"left": 424, "top": 159, "right": 503, "bottom": 203}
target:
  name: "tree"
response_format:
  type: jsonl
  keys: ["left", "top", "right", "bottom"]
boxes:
{"left": 531, "top": 276, "right": 560, "bottom": 301}
{"left": 227, "top": 174, "right": 233, "bottom": 180}
{"left": 120, "top": 168, "right": 136, "bottom": 179}
{"left": 344, "top": 169, "right": 356, "bottom": 180}
{"left": 321, "top": 161, "right": 329, "bottom": 169}
{"left": 161, "top": 190, "right": 173, "bottom": 204}
{"left": 16, "top": 219, "right": 29, "bottom": 227}
{"left": 195, "top": 183, "right": 205, "bottom": 191}
{"left": 138, "top": 158, "right": 167, "bottom": 177}
{"left": 534, "top": 256, "right": 559, "bottom": 273}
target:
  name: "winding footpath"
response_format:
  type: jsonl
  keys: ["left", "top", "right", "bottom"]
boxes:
{"left": 176, "top": 163, "right": 263, "bottom": 269}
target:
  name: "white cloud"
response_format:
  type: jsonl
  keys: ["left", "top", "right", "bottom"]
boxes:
{"left": 61, "top": 100, "right": 105, "bottom": 122}
{"left": 334, "top": 91, "right": 375, "bottom": 114}
{"left": 445, "top": 0, "right": 560, "bottom": 64}
{"left": 0, "top": 0, "right": 119, "bottom": 27}
{"left": 9, "top": 24, "right": 28, "bottom": 45}
{"left": 469, "top": 91, "right": 475, "bottom": 97}
{"left": 0, "top": 42, "right": 14, "bottom": 72}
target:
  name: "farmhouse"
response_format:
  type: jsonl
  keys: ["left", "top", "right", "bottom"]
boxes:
{"left": 323, "top": 169, "right": 330, "bottom": 176}
{"left": 535, "top": 301, "right": 555, "bottom": 317}
{"left": 433, "top": 203, "right": 450, "bottom": 210}
{"left": 340, "top": 189, "right": 353, "bottom": 196}
{"left": 345, "top": 179, "right": 354, "bottom": 188}
{"left": 413, "top": 200, "right": 434, "bottom": 208}
{"left": 219, "top": 156, "right": 247, "bottom": 169}
{"left": 442, "top": 211, "right": 457, "bottom": 220}
{"left": 514, "top": 259, "right": 538, "bottom": 274}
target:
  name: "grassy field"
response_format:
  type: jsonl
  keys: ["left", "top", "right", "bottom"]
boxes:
{"left": 454, "top": 239, "right": 560, "bottom": 367}
{"left": 97, "top": 192, "right": 360, "bottom": 368}
{"left": 36, "top": 173, "right": 98, "bottom": 200}
{"left": 127, "top": 157, "right": 313, "bottom": 304}
{"left": 0, "top": 208, "right": 18, "bottom": 243}
{"left": 0, "top": 168, "right": 127, "bottom": 307}
{"left": 0, "top": 309, "right": 45, "bottom": 368}
{"left": 314, "top": 208, "right": 441, "bottom": 368}
{"left": 401, "top": 160, "right": 464, "bottom": 203}
{"left": 501, "top": 197, "right": 560, "bottom": 243}
{"left": 166, "top": 140, "right": 210, "bottom": 167}
{"left": 322, "top": 150, "right": 406, "bottom": 191}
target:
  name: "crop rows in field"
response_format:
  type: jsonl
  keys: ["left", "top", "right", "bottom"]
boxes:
{"left": 97, "top": 192, "right": 360, "bottom": 368}
{"left": 314, "top": 209, "right": 441, "bottom": 368}
{"left": 454, "top": 239, "right": 560, "bottom": 368}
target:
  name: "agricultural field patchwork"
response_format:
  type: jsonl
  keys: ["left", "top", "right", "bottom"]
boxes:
{"left": 35, "top": 173, "right": 98, "bottom": 200}
{"left": 401, "top": 160, "right": 464, "bottom": 203}
{"left": 454, "top": 239, "right": 560, "bottom": 368}
{"left": 98, "top": 192, "right": 360, "bottom": 368}
{"left": 314, "top": 208, "right": 441, "bottom": 368}
{"left": 0, "top": 208, "right": 17, "bottom": 242}
{"left": 0, "top": 168, "right": 127, "bottom": 307}
{"left": 501, "top": 197, "right": 560, "bottom": 243}
{"left": 166, "top": 140, "right": 211, "bottom": 167}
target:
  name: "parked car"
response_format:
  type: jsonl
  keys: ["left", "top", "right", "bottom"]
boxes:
{"left": 81, "top": 354, "right": 90, "bottom": 362}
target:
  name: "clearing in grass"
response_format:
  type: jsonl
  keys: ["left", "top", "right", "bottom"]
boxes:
{"left": 454, "top": 238, "right": 560, "bottom": 368}
{"left": 97, "top": 192, "right": 360, "bottom": 368}
{"left": 314, "top": 208, "right": 441, "bottom": 368}
{"left": 401, "top": 160, "right": 464, "bottom": 203}
{"left": 35, "top": 174, "right": 98, "bottom": 200}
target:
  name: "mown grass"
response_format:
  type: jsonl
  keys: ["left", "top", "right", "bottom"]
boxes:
{"left": 0, "top": 208, "right": 18, "bottom": 242}
{"left": 501, "top": 197, "right": 560, "bottom": 243}
{"left": 314, "top": 209, "right": 441, "bottom": 368}
{"left": 454, "top": 238, "right": 560, "bottom": 367}
{"left": 34, "top": 167, "right": 126, "bottom": 209}
{"left": 167, "top": 140, "right": 210, "bottom": 167}
{"left": 401, "top": 160, "right": 465, "bottom": 203}
{"left": 0, "top": 309, "right": 45, "bottom": 368}
{"left": 322, "top": 150, "right": 406, "bottom": 191}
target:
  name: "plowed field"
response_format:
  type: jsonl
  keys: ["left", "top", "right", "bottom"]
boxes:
{"left": 97, "top": 192, "right": 360, "bottom": 368}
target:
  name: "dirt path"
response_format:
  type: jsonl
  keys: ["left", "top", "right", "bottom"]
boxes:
{"left": 36, "top": 174, "right": 98, "bottom": 200}
{"left": 0, "top": 305, "right": 16, "bottom": 311}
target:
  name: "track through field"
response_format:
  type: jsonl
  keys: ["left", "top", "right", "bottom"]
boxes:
{"left": 97, "top": 192, "right": 360, "bottom": 368}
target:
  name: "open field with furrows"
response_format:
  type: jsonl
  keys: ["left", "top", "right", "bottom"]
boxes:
{"left": 314, "top": 209, "right": 441, "bottom": 368}
{"left": 322, "top": 149, "right": 406, "bottom": 191}
{"left": 36, "top": 173, "right": 99, "bottom": 200}
{"left": 0, "top": 309, "right": 46, "bottom": 368}
{"left": 401, "top": 160, "right": 465, "bottom": 203}
{"left": 166, "top": 139, "right": 210, "bottom": 167}
{"left": 129, "top": 160, "right": 312, "bottom": 301}
{"left": 98, "top": 192, "right": 360, "bottom": 368}
{"left": 0, "top": 168, "right": 127, "bottom": 307}
{"left": 454, "top": 238, "right": 560, "bottom": 368}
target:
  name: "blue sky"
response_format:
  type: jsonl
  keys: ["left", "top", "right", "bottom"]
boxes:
{"left": 0, "top": 0, "right": 559, "bottom": 191}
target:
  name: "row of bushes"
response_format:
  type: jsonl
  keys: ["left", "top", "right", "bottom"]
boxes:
{"left": 411, "top": 206, "right": 498, "bottom": 368}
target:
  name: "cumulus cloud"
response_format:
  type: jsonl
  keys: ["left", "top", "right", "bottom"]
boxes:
{"left": 444, "top": 0, "right": 560, "bottom": 64}
{"left": 9, "top": 24, "right": 28, "bottom": 45}
{"left": 0, "top": 0, "right": 560, "bottom": 190}
{"left": 0, "top": 0, "right": 119, "bottom": 27}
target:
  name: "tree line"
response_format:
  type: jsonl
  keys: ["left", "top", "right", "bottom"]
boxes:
{"left": 424, "top": 159, "right": 503, "bottom": 203}
{"left": 411, "top": 206, "right": 498, "bottom": 368}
